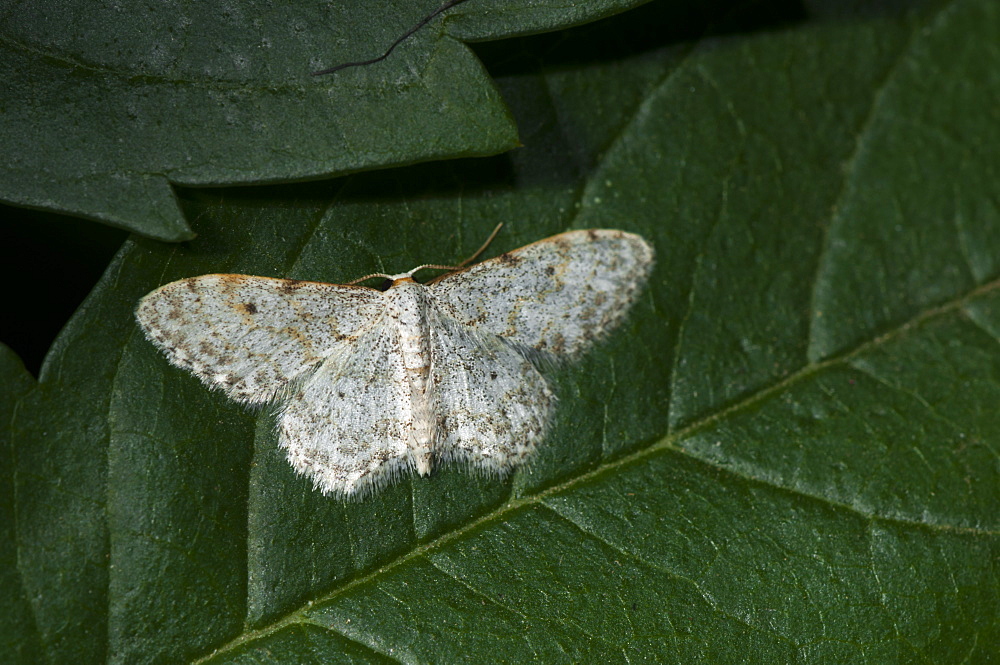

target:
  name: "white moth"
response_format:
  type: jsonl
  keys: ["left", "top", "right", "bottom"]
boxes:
{"left": 135, "top": 229, "right": 654, "bottom": 498}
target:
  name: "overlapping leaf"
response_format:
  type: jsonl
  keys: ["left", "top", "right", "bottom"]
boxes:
{"left": 0, "top": 0, "right": 645, "bottom": 240}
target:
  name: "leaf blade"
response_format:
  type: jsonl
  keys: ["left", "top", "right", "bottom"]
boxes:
{"left": 8, "top": 1, "right": 1000, "bottom": 663}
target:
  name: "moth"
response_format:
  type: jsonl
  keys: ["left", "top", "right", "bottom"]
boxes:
{"left": 136, "top": 229, "right": 654, "bottom": 497}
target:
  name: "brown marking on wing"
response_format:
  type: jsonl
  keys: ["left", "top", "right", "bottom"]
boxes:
{"left": 278, "top": 279, "right": 308, "bottom": 293}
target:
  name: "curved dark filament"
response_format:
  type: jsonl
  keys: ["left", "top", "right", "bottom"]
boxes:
{"left": 312, "top": 0, "right": 472, "bottom": 76}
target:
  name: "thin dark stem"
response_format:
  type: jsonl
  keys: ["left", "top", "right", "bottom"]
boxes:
{"left": 312, "top": 0, "right": 472, "bottom": 76}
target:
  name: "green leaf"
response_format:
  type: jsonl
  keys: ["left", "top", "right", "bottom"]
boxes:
{"left": 6, "top": 0, "right": 1000, "bottom": 663}
{"left": 0, "top": 345, "right": 40, "bottom": 664}
{"left": 0, "top": 0, "right": 644, "bottom": 241}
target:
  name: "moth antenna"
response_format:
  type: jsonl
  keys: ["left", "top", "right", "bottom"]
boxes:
{"left": 407, "top": 223, "right": 504, "bottom": 278}
{"left": 350, "top": 223, "right": 505, "bottom": 284}
{"left": 346, "top": 272, "right": 394, "bottom": 286}
{"left": 456, "top": 222, "right": 504, "bottom": 268}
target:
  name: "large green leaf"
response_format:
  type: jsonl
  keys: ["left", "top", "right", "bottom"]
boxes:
{"left": 0, "top": 0, "right": 645, "bottom": 241}
{"left": 6, "top": 0, "right": 1000, "bottom": 663}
